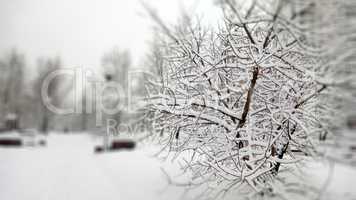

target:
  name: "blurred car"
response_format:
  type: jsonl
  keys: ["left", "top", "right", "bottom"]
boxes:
{"left": 94, "top": 139, "right": 136, "bottom": 153}
{"left": 0, "top": 129, "right": 46, "bottom": 147}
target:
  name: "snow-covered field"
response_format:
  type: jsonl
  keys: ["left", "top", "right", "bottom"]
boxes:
{"left": 0, "top": 133, "right": 186, "bottom": 200}
{"left": 0, "top": 133, "right": 355, "bottom": 200}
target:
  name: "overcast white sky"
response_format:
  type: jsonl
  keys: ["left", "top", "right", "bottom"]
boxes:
{"left": 0, "top": 0, "right": 221, "bottom": 70}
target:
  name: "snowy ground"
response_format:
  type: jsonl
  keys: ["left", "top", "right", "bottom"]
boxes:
{"left": 0, "top": 133, "right": 356, "bottom": 200}
{"left": 0, "top": 133, "right": 186, "bottom": 200}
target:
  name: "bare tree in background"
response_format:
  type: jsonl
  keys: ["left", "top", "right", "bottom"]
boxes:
{"left": 0, "top": 49, "right": 25, "bottom": 130}
{"left": 316, "top": 0, "right": 356, "bottom": 165}
{"left": 80, "top": 84, "right": 89, "bottom": 131}
{"left": 144, "top": 0, "right": 351, "bottom": 199}
{"left": 0, "top": 60, "right": 5, "bottom": 119}
{"left": 101, "top": 48, "right": 131, "bottom": 127}
{"left": 34, "top": 57, "right": 62, "bottom": 133}
{"left": 137, "top": 33, "right": 167, "bottom": 134}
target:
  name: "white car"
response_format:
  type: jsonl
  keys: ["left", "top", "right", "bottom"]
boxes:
{"left": 19, "top": 129, "right": 46, "bottom": 146}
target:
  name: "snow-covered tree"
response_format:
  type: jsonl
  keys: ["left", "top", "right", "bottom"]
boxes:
{"left": 144, "top": 0, "right": 350, "bottom": 198}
